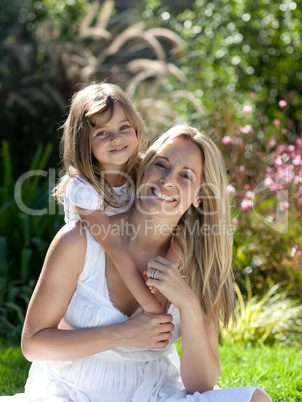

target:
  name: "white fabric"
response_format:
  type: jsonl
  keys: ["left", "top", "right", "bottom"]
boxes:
{"left": 2, "top": 229, "right": 272, "bottom": 401}
{"left": 64, "top": 175, "right": 133, "bottom": 225}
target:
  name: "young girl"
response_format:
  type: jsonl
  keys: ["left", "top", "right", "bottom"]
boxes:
{"left": 53, "top": 82, "right": 179, "bottom": 314}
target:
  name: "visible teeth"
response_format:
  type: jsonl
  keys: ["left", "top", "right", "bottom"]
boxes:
{"left": 111, "top": 146, "right": 126, "bottom": 152}
{"left": 153, "top": 188, "right": 174, "bottom": 201}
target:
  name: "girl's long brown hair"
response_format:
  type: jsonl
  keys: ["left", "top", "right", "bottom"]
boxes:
{"left": 53, "top": 82, "right": 145, "bottom": 208}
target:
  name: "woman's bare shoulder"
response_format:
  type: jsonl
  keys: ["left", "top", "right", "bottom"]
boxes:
{"left": 49, "top": 221, "right": 87, "bottom": 254}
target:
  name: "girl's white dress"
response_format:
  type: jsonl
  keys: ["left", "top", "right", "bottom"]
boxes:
{"left": 63, "top": 175, "right": 134, "bottom": 225}
{"left": 3, "top": 227, "right": 272, "bottom": 402}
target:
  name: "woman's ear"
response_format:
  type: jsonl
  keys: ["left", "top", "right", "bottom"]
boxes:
{"left": 193, "top": 197, "right": 202, "bottom": 208}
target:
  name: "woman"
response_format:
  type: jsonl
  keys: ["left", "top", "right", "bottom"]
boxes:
{"left": 3, "top": 126, "right": 271, "bottom": 401}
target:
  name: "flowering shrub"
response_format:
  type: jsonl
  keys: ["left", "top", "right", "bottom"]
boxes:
{"left": 222, "top": 98, "right": 302, "bottom": 296}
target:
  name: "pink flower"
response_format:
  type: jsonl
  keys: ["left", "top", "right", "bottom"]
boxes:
{"left": 241, "top": 124, "right": 253, "bottom": 134}
{"left": 241, "top": 199, "right": 253, "bottom": 211}
{"left": 275, "top": 155, "right": 283, "bottom": 166}
{"left": 243, "top": 105, "right": 252, "bottom": 114}
{"left": 268, "top": 140, "right": 276, "bottom": 148}
{"left": 297, "top": 138, "right": 302, "bottom": 148}
{"left": 291, "top": 246, "right": 297, "bottom": 257}
{"left": 222, "top": 136, "right": 233, "bottom": 144}
{"left": 279, "top": 100, "right": 287, "bottom": 108}
{"left": 287, "top": 145, "right": 295, "bottom": 152}
{"left": 278, "top": 201, "right": 289, "bottom": 211}
{"left": 264, "top": 177, "right": 274, "bottom": 188}
{"left": 294, "top": 176, "right": 302, "bottom": 184}
{"left": 245, "top": 190, "right": 254, "bottom": 199}
{"left": 227, "top": 185, "right": 236, "bottom": 195}
{"left": 276, "top": 145, "right": 286, "bottom": 154}
{"left": 281, "top": 129, "right": 287, "bottom": 134}
{"left": 273, "top": 119, "right": 280, "bottom": 126}
{"left": 232, "top": 218, "right": 239, "bottom": 226}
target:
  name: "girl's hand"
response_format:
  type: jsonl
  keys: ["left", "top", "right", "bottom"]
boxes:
{"left": 123, "top": 307, "right": 174, "bottom": 349}
{"left": 145, "top": 256, "right": 197, "bottom": 311}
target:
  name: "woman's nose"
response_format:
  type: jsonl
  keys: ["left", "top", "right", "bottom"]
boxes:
{"left": 160, "top": 172, "right": 176, "bottom": 187}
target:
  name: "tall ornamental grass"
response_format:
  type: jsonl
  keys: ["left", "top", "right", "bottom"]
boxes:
{"left": 220, "top": 283, "right": 302, "bottom": 346}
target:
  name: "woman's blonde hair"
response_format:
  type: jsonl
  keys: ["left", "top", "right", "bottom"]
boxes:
{"left": 53, "top": 82, "right": 144, "bottom": 207}
{"left": 137, "top": 125, "right": 234, "bottom": 328}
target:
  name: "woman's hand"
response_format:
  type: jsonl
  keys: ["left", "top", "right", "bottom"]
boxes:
{"left": 144, "top": 256, "right": 196, "bottom": 311}
{"left": 145, "top": 259, "right": 220, "bottom": 393}
{"left": 122, "top": 307, "right": 174, "bottom": 349}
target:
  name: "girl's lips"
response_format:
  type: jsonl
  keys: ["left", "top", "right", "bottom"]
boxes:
{"left": 151, "top": 187, "right": 176, "bottom": 202}
{"left": 110, "top": 146, "right": 127, "bottom": 154}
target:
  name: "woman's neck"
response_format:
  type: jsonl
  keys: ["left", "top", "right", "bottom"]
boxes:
{"left": 124, "top": 208, "right": 178, "bottom": 259}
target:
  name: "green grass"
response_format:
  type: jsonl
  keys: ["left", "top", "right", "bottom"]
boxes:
{"left": 0, "top": 342, "right": 30, "bottom": 394}
{"left": 1, "top": 342, "right": 302, "bottom": 401}
{"left": 217, "top": 344, "right": 302, "bottom": 402}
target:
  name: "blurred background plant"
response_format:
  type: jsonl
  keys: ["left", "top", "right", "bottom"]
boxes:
{"left": 220, "top": 283, "right": 302, "bottom": 346}
{"left": 0, "top": 0, "right": 301, "bottom": 344}
{"left": 0, "top": 140, "right": 64, "bottom": 341}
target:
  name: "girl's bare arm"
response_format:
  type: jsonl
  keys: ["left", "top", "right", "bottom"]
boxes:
{"left": 76, "top": 208, "right": 162, "bottom": 313}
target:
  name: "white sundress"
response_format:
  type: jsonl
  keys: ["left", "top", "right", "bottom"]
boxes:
{"left": 2, "top": 228, "right": 272, "bottom": 402}
{"left": 63, "top": 175, "right": 134, "bottom": 226}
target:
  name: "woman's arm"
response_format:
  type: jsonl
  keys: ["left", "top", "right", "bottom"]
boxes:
{"left": 145, "top": 257, "right": 220, "bottom": 394}
{"left": 21, "top": 224, "right": 173, "bottom": 362}
{"left": 178, "top": 296, "right": 220, "bottom": 394}
{"left": 76, "top": 207, "right": 162, "bottom": 313}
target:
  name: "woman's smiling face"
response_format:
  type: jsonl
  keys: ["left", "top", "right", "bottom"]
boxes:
{"left": 139, "top": 138, "right": 204, "bottom": 217}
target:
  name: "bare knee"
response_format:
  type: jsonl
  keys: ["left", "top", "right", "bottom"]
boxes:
{"left": 251, "top": 389, "right": 271, "bottom": 402}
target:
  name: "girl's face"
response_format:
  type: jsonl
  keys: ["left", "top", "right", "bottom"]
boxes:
{"left": 90, "top": 102, "right": 138, "bottom": 173}
{"left": 139, "top": 138, "right": 203, "bottom": 218}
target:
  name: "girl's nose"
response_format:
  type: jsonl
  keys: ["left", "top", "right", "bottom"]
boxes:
{"left": 111, "top": 130, "right": 122, "bottom": 142}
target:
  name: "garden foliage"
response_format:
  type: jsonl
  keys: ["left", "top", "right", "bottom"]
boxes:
{"left": 0, "top": 141, "right": 64, "bottom": 341}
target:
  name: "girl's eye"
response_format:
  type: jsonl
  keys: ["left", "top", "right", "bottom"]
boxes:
{"left": 97, "top": 131, "right": 108, "bottom": 136}
{"left": 121, "top": 125, "right": 130, "bottom": 130}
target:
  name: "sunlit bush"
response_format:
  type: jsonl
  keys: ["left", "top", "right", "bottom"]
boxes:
{"left": 220, "top": 283, "right": 302, "bottom": 346}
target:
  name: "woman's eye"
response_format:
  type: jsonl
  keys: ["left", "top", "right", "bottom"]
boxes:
{"left": 181, "top": 173, "right": 192, "bottom": 181}
{"left": 155, "top": 162, "right": 167, "bottom": 169}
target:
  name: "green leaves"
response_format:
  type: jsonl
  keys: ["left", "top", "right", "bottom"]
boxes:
{"left": 0, "top": 141, "right": 63, "bottom": 283}
{"left": 220, "top": 283, "right": 302, "bottom": 346}
{"left": 0, "top": 140, "right": 63, "bottom": 340}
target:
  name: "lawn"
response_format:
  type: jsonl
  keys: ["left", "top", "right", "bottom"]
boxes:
{"left": 1, "top": 342, "right": 301, "bottom": 401}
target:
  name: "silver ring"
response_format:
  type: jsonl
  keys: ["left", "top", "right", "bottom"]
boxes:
{"left": 151, "top": 269, "right": 159, "bottom": 280}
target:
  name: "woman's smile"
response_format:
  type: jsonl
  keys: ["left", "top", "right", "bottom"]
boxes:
{"left": 151, "top": 186, "right": 176, "bottom": 202}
